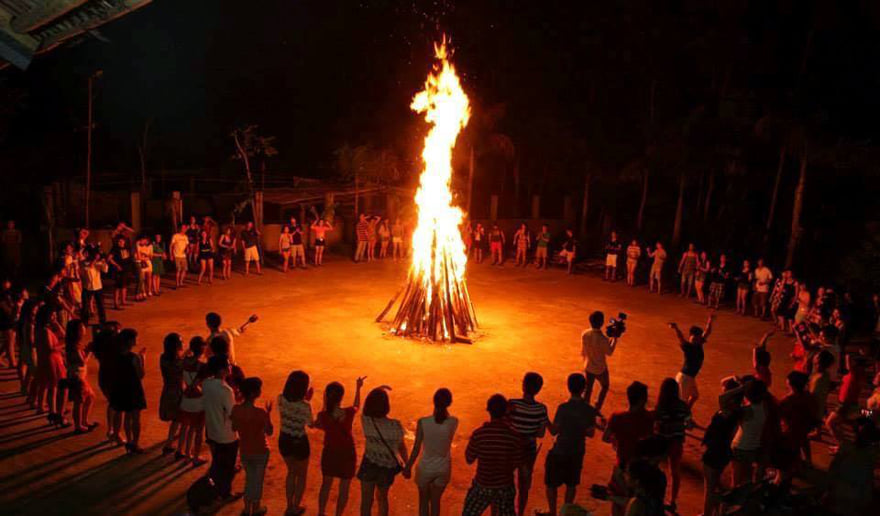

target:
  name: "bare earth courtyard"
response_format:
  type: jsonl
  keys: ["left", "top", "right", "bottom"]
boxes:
{"left": 0, "top": 258, "right": 830, "bottom": 515}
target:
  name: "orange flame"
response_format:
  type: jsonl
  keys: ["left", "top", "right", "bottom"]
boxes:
{"left": 409, "top": 38, "right": 471, "bottom": 304}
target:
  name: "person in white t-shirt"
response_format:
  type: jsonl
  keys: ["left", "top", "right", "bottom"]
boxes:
{"left": 202, "top": 356, "right": 239, "bottom": 499}
{"left": 170, "top": 225, "right": 190, "bottom": 288}
{"left": 405, "top": 388, "right": 458, "bottom": 516}
{"left": 752, "top": 259, "right": 774, "bottom": 319}
{"left": 205, "top": 312, "right": 258, "bottom": 364}
{"left": 581, "top": 311, "right": 618, "bottom": 414}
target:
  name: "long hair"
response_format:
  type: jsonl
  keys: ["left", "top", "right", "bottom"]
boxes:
{"left": 162, "top": 333, "right": 182, "bottom": 361}
{"left": 65, "top": 319, "right": 85, "bottom": 355}
{"left": 433, "top": 388, "right": 453, "bottom": 424}
{"left": 283, "top": 370, "right": 310, "bottom": 402}
{"left": 656, "top": 377, "right": 680, "bottom": 411}
{"left": 323, "top": 382, "right": 345, "bottom": 412}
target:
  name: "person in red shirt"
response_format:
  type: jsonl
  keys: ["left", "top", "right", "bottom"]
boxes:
{"left": 776, "top": 371, "right": 816, "bottom": 482}
{"left": 602, "top": 381, "right": 654, "bottom": 516}
{"left": 463, "top": 394, "right": 525, "bottom": 516}
{"left": 826, "top": 355, "right": 865, "bottom": 447}
{"left": 231, "top": 377, "right": 274, "bottom": 516}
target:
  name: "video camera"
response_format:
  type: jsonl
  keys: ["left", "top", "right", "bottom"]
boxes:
{"left": 606, "top": 312, "right": 628, "bottom": 338}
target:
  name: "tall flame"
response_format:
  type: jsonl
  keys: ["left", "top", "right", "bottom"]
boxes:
{"left": 409, "top": 39, "right": 470, "bottom": 296}
{"left": 387, "top": 37, "right": 476, "bottom": 341}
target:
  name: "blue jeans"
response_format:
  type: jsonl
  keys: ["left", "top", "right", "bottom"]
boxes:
{"left": 241, "top": 452, "right": 270, "bottom": 503}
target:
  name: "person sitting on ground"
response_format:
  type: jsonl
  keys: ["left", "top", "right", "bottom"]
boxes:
{"left": 538, "top": 373, "right": 596, "bottom": 516}
{"left": 231, "top": 377, "right": 274, "bottom": 516}
{"left": 462, "top": 394, "right": 525, "bottom": 516}
{"left": 404, "top": 388, "right": 458, "bottom": 516}
{"left": 602, "top": 381, "right": 654, "bottom": 516}
{"left": 509, "top": 372, "right": 552, "bottom": 516}
{"left": 278, "top": 370, "right": 314, "bottom": 516}
{"left": 668, "top": 313, "right": 714, "bottom": 408}
{"left": 315, "top": 376, "right": 365, "bottom": 516}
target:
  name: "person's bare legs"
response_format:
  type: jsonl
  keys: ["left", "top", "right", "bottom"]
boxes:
{"left": 702, "top": 464, "right": 721, "bottom": 516}
{"left": 245, "top": 260, "right": 251, "bottom": 276}
{"left": 176, "top": 422, "right": 190, "bottom": 454}
{"left": 165, "top": 420, "right": 181, "bottom": 449}
{"left": 375, "top": 486, "right": 389, "bottom": 516}
{"left": 336, "top": 478, "right": 352, "bottom": 516}
{"left": 517, "top": 462, "right": 535, "bottom": 516}
{"left": 545, "top": 486, "right": 558, "bottom": 516}
{"left": 360, "top": 481, "right": 376, "bottom": 516}
{"left": 207, "top": 259, "right": 214, "bottom": 283}
{"left": 668, "top": 451, "right": 682, "bottom": 507}
{"left": 198, "top": 260, "right": 206, "bottom": 284}
{"left": 318, "top": 476, "right": 333, "bottom": 515}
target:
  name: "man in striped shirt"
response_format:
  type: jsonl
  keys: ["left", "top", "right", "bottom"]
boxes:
{"left": 354, "top": 214, "right": 370, "bottom": 262}
{"left": 464, "top": 394, "right": 526, "bottom": 516}
{"left": 508, "top": 372, "right": 552, "bottom": 516}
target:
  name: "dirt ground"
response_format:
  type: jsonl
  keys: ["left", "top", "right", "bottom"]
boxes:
{"left": 0, "top": 257, "right": 832, "bottom": 515}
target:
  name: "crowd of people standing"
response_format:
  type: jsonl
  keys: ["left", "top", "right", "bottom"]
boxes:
{"left": 1, "top": 215, "right": 880, "bottom": 516}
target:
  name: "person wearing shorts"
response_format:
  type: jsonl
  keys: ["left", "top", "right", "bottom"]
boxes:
{"left": 311, "top": 219, "right": 334, "bottom": 266}
{"left": 707, "top": 254, "right": 730, "bottom": 309}
{"left": 647, "top": 242, "right": 667, "bottom": 294}
{"left": 489, "top": 224, "right": 505, "bottom": 266}
{"left": 542, "top": 373, "right": 596, "bottom": 516}
{"left": 170, "top": 225, "right": 190, "bottom": 288}
{"left": 390, "top": 219, "right": 404, "bottom": 262}
{"left": 240, "top": 222, "right": 261, "bottom": 275}
{"left": 604, "top": 231, "right": 622, "bottom": 281}
{"left": 625, "top": 239, "right": 641, "bottom": 286}
{"left": 669, "top": 314, "right": 713, "bottom": 408}
{"left": 560, "top": 229, "right": 577, "bottom": 274}
{"left": 279, "top": 225, "right": 293, "bottom": 272}
{"left": 752, "top": 259, "right": 773, "bottom": 319}
{"left": 513, "top": 223, "right": 530, "bottom": 267}
{"left": 278, "top": 371, "right": 313, "bottom": 515}
{"left": 463, "top": 395, "right": 525, "bottom": 516}
{"left": 290, "top": 225, "right": 306, "bottom": 269}
{"left": 406, "top": 388, "right": 458, "bottom": 516}
{"left": 534, "top": 225, "right": 551, "bottom": 269}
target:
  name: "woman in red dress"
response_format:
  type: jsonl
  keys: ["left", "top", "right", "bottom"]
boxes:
{"left": 34, "top": 305, "right": 68, "bottom": 426}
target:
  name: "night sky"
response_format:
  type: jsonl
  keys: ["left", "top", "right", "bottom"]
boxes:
{"left": 5, "top": 0, "right": 878, "bottom": 176}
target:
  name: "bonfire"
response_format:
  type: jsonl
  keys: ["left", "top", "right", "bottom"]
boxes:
{"left": 378, "top": 38, "right": 477, "bottom": 343}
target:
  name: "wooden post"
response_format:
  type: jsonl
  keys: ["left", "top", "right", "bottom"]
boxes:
{"left": 531, "top": 195, "right": 540, "bottom": 219}
{"left": 324, "top": 192, "right": 335, "bottom": 224}
{"left": 490, "top": 194, "right": 499, "bottom": 221}
{"left": 563, "top": 195, "right": 574, "bottom": 225}
{"left": 130, "top": 191, "right": 142, "bottom": 234}
{"left": 254, "top": 191, "right": 264, "bottom": 230}
{"left": 171, "top": 191, "right": 182, "bottom": 232}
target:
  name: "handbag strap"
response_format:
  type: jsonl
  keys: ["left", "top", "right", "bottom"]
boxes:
{"left": 370, "top": 417, "right": 403, "bottom": 468}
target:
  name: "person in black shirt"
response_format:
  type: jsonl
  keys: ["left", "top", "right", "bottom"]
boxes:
{"left": 604, "top": 232, "right": 622, "bottom": 282}
{"left": 240, "top": 222, "right": 262, "bottom": 276}
{"left": 107, "top": 237, "right": 133, "bottom": 310}
{"left": 668, "top": 314, "right": 714, "bottom": 408}
{"left": 560, "top": 229, "right": 577, "bottom": 275}
{"left": 291, "top": 224, "right": 306, "bottom": 269}
{"left": 707, "top": 254, "right": 730, "bottom": 310}
{"left": 700, "top": 377, "right": 741, "bottom": 516}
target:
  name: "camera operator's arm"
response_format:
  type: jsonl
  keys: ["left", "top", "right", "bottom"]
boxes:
{"left": 703, "top": 313, "right": 715, "bottom": 340}
{"left": 607, "top": 336, "right": 619, "bottom": 356}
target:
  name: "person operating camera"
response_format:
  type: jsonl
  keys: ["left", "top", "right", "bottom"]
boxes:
{"left": 581, "top": 311, "right": 623, "bottom": 414}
